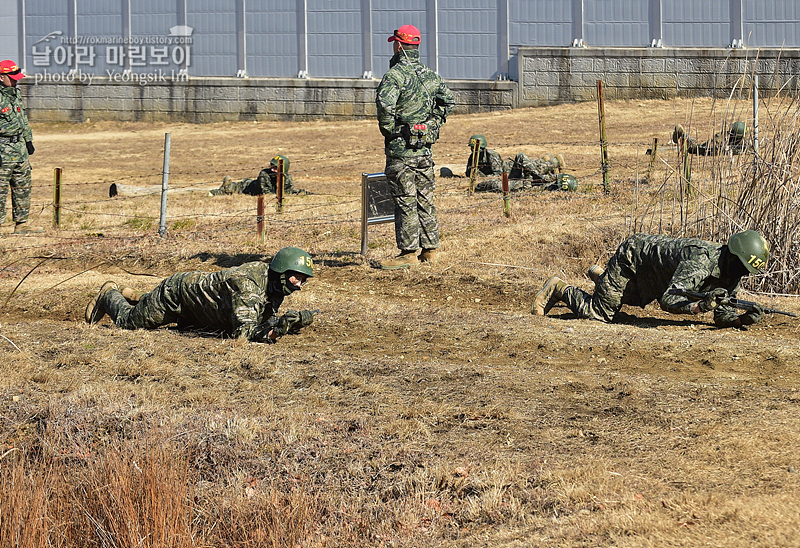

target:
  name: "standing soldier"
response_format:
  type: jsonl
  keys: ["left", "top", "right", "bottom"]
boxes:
{"left": 376, "top": 24, "right": 455, "bottom": 270}
{"left": 0, "top": 60, "right": 42, "bottom": 235}
{"left": 532, "top": 231, "right": 770, "bottom": 329}
{"left": 85, "top": 247, "right": 317, "bottom": 343}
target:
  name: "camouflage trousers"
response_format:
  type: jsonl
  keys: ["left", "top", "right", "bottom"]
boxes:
{"left": 103, "top": 272, "right": 198, "bottom": 329}
{"left": 475, "top": 178, "right": 529, "bottom": 192}
{"left": 509, "top": 153, "right": 557, "bottom": 183}
{"left": 0, "top": 158, "right": 32, "bottom": 224}
{"left": 385, "top": 155, "right": 439, "bottom": 251}
{"left": 561, "top": 252, "right": 638, "bottom": 322}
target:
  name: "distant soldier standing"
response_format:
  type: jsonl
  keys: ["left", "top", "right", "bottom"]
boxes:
{"left": 0, "top": 60, "right": 42, "bottom": 235}
{"left": 376, "top": 24, "right": 455, "bottom": 270}
{"left": 532, "top": 231, "right": 770, "bottom": 329}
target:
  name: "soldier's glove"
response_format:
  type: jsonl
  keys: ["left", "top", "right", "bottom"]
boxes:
{"left": 299, "top": 309, "right": 315, "bottom": 327}
{"left": 272, "top": 310, "right": 301, "bottom": 338}
{"left": 289, "top": 309, "right": 316, "bottom": 334}
{"left": 25, "top": 141, "right": 34, "bottom": 155}
{"left": 739, "top": 304, "right": 764, "bottom": 326}
{"left": 699, "top": 288, "right": 728, "bottom": 313}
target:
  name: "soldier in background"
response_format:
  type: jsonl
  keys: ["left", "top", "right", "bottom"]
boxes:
{"left": 473, "top": 151, "right": 570, "bottom": 192}
{"left": 465, "top": 134, "right": 506, "bottom": 176}
{"left": 376, "top": 24, "right": 455, "bottom": 270}
{"left": 85, "top": 247, "right": 317, "bottom": 343}
{"left": 508, "top": 152, "right": 565, "bottom": 183}
{"left": 532, "top": 230, "right": 769, "bottom": 329}
{"left": 210, "top": 155, "right": 301, "bottom": 196}
{"left": 475, "top": 172, "right": 578, "bottom": 193}
{"left": 672, "top": 121, "right": 747, "bottom": 156}
{"left": 465, "top": 134, "right": 567, "bottom": 185}
{"left": 0, "top": 60, "right": 42, "bottom": 235}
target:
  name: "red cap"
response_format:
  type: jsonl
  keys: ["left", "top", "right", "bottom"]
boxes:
{"left": 0, "top": 60, "right": 24, "bottom": 81}
{"left": 388, "top": 25, "right": 421, "bottom": 45}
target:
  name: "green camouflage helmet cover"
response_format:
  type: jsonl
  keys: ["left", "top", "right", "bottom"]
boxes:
{"left": 270, "top": 246, "right": 314, "bottom": 277}
{"left": 556, "top": 173, "right": 578, "bottom": 191}
{"left": 729, "top": 121, "right": 746, "bottom": 139}
{"left": 270, "top": 154, "right": 290, "bottom": 173}
{"left": 727, "top": 230, "right": 769, "bottom": 274}
{"left": 468, "top": 134, "right": 487, "bottom": 149}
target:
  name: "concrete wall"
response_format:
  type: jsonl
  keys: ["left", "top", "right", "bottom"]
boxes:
{"left": 22, "top": 47, "right": 800, "bottom": 123}
{"left": 22, "top": 77, "right": 516, "bottom": 123}
{"left": 517, "top": 47, "right": 800, "bottom": 106}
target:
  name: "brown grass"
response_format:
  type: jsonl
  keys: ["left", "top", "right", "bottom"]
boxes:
{"left": 2, "top": 95, "right": 800, "bottom": 547}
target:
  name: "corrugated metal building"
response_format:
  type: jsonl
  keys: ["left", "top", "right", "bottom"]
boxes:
{"left": 2, "top": 0, "right": 799, "bottom": 81}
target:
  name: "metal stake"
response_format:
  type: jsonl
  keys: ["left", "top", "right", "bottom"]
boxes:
{"left": 158, "top": 133, "right": 170, "bottom": 238}
{"left": 53, "top": 167, "right": 62, "bottom": 228}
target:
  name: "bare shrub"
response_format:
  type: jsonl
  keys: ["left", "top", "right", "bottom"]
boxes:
{"left": 631, "top": 91, "right": 800, "bottom": 294}
{"left": 1, "top": 442, "right": 194, "bottom": 548}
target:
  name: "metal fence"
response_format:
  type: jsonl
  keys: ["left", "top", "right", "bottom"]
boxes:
{"left": 4, "top": 0, "right": 800, "bottom": 81}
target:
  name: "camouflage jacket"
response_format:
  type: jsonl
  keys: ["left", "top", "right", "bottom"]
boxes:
{"left": 686, "top": 132, "right": 745, "bottom": 156}
{"left": 616, "top": 234, "right": 742, "bottom": 326}
{"left": 466, "top": 148, "right": 506, "bottom": 176}
{"left": 376, "top": 49, "right": 455, "bottom": 159}
{"left": 177, "top": 261, "right": 284, "bottom": 341}
{"left": 212, "top": 171, "right": 296, "bottom": 196}
{"left": 256, "top": 169, "right": 295, "bottom": 194}
{"left": 0, "top": 86, "right": 32, "bottom": 162}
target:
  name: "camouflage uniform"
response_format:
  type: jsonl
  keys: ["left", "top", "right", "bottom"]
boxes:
{"left": 0, "top": 84, "right": 33, "bottom": 225}
{"left": 562, "top": 234, "right": 743, "bottom": 326}
{"left": 508, "top": 153, "right": 558, "bottom": 184}
{"left": 675, "top": 125, "right": 746, "bottom": 156}
{"left": 474, "top": 153, "right": 561, "bottom": 192}
{"left": 466, "top": 147, "right": 506, "bottom": 177}
{"left": 99, "top": 262, "right": 286, "bottom": 341}
{"left": 211, "top": 169, "right": 297, "bottom": 196}
{"left": 376, "top": 48, "right": 455, "bottom": 252}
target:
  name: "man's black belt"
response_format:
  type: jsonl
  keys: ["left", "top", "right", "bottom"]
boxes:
{"left": 0, "top": 134, "right": 22, "bottom": 143}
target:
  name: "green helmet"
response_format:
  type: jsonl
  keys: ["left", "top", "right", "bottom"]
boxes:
{"left": 556, "top": 173, "right": 578, "bottom": 191}
{"left": 468, "top": 134, "right": 487, "bottom": 149}
{"left": 269, "top": 246, "right": 314, "bottom": 277}
{"left": 270, "top": 154, "right": 290, "bottom": 173}
{"left": 729, "top": 121, "right": 746, "bottom": 139}
{"left": 728, "top": 230, "right": 769, "bottom": 274}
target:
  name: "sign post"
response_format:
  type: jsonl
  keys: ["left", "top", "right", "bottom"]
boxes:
{"left": 360, "top": 172, "right": 395, "bottom": 256}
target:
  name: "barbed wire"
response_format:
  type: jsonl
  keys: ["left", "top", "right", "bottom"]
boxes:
{"left": 1, "top": 135, "right": 706, "bottom": 262}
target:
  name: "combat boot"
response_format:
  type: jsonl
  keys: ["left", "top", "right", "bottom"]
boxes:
{"left": 588, "top": 264, "right": 605, "bottom": 284}
{"left": 121, "top": 287, "right": 141, "bottom": 303}
{"left": 380, "top": 250, "right": 418, "bottom": 270}
{"left": 13, "top": 222, "right": 44, "bottom": 235}
{"left": 85, "top": 281, "right": 119, "bottom": 324}
{"left": 419, "top": 249, "right": 438, "bottom": 263}
{"left": 104, "top": 288, "right": 131, "bottom": 323}
{"left": 532, "top": 276, "right": 567, "bottom": 316}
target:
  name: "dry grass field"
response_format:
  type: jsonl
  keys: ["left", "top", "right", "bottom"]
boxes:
{"left": 2, "top": 95, "right": 800, "bottom": 547}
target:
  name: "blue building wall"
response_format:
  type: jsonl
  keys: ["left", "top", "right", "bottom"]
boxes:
{"left": 13, "top": 0, "right": 800, "bottom": 81}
